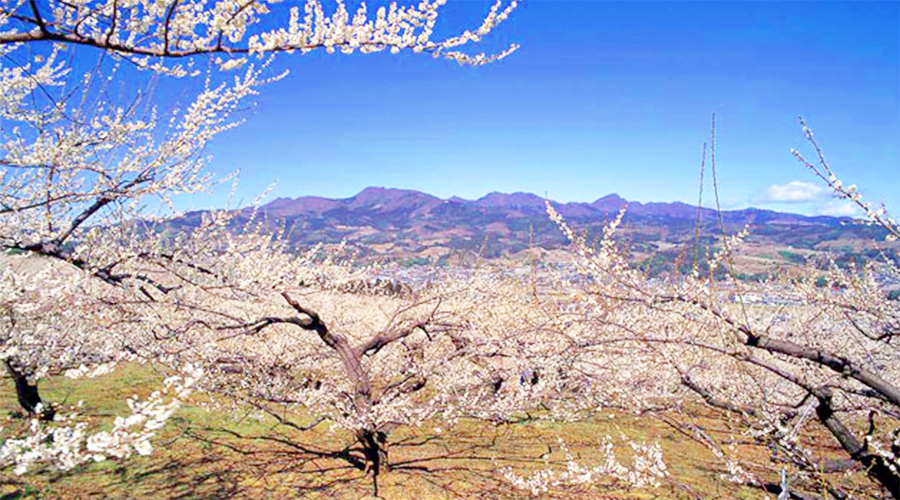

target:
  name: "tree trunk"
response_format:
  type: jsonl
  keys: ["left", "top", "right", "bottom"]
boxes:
{"left": 816, "top": 393, "right": 899, "bottom": 499}
{"left": 358, "top": 429, "right": 389, "bottom": 496}
{"left": 4, "top": 359, "right": 54, "bottom": 420}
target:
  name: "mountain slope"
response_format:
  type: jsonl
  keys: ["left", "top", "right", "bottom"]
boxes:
{"left": 176, "top": 187, "right": 894, "bottom": 272}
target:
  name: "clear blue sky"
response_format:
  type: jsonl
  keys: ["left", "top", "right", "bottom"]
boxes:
{"left": 188, "top": 1, "right": 898, "bottom": 217}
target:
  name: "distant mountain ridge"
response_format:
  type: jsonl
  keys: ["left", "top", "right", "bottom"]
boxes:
{"left": 170, "top": 186, "right": 891, "bottom": 269}
{"left": 254, "top": 186, "right": 847, "bottom": 226}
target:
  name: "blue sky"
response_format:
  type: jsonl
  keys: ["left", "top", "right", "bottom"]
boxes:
{"left": 188, "top": 1, "right": 898, "bottom": 217}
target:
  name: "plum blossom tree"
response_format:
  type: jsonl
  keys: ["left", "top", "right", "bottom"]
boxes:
{"left": 0, "top": 51, "right": 283, "bottom": 419}
{"left": 109, "top": 219, "right": 669, "bottom": 495}
{"left": 0, "top": 0, "right": 521, "bottom": 476}
{"left": 551, "top": 120, "right": 900, "bottom": 499}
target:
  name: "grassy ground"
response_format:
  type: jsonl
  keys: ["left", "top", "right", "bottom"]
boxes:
{"left": 0, "top": 365, "right": 862, "bottom": 499}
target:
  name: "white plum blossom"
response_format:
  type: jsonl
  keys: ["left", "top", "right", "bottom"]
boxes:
{"left": 0, "top": 0, "right": 520, "bottom": 68}
{"left": 0, "top": 367, "right": 200, "bottom": 474}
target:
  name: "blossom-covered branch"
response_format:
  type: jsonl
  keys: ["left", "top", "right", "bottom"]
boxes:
{"left": 0, "top": 0, "right": 520, "bottom": 68}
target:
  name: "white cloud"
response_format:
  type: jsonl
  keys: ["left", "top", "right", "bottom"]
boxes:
{"left": 751, "top": 180, "right": 862, "bottom": 218}
{"left": 758, "top": 181, "right": 827, "bottom": 203}
{"left": 813, "top": 199, "right": 859, "bottom": 217}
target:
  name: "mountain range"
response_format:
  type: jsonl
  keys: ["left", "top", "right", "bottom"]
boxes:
{"left": 171, "top": 187, "right": 894, "bottom": 273}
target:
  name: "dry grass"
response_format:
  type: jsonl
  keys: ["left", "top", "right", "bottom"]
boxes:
{"left": 0, "top": 365, "right": 869, "bottom": 499}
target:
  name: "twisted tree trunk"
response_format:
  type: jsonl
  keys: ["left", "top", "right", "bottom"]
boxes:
{"left": 280, "top": 293, "right": 385, "bottom": 493}
{"left": 273, "top": 293, "right": 446, "bottom": 496}
{"left": 4, "top": 358, "right": 54, "bottom": 420}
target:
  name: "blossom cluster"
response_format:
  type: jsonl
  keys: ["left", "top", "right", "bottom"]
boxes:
{"left": 0, "top": 0, "right": 519, "bottom": 68}
{"left": 0, "top": 366, "right": 201, "bottom": 475}
{"left": 791, "top": 117, "right": 900, "bottom": 242}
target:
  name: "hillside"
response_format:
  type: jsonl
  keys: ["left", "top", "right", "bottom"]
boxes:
{"left": 170, "top": 187, "right": 897, "bottom": 275}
